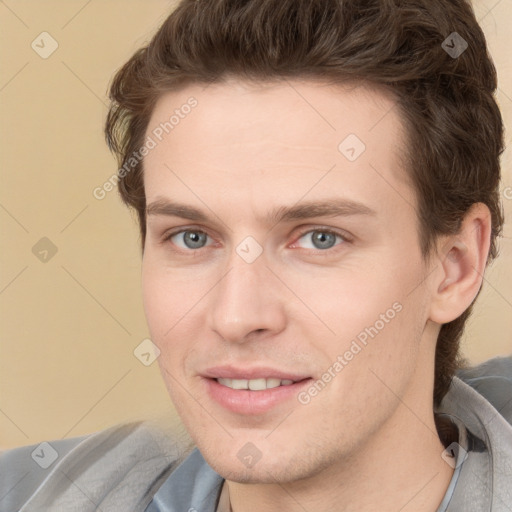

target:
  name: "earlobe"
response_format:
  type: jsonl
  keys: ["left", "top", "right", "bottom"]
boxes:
{"left": 429, "top": 203, "right": 492, "bottom": 324}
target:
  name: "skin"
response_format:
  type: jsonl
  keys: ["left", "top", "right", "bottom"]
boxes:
{"left": 141, "top": 79, "right": 491, "bottom": 511}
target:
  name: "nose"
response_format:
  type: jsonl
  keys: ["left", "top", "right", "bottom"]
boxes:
{"left": 208, "top": 248, "right": 287, "bottom": 344}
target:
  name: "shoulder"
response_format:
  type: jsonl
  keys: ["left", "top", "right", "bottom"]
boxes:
{"left": 0, "top": 432, "right": 89, "bottom": 512}
{"left": 0, "top": 421, "right": 190, "bottom": 512}
{"left": 436, "top": 357, "right": 512, "bottom": 510}
{"left": 455, "top": 355, "right": 512, "bottom": 424}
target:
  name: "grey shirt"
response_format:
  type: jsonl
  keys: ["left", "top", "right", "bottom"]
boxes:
{"left": 1, "top": 356, "right": 511, "bottom": 512}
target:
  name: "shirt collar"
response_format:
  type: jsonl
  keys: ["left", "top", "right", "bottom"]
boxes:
{"left": 146, "top": 448, "right": 224, "bottom": 512}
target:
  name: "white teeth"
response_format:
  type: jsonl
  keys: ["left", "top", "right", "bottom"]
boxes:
{"left": 266, "top": 378, "right": 281, "bottom": 389}
{"left": 248, "top": 378, "right": 266, "bottom": 391}
{"left": 216, "top": 377, "right": 296, "bottom": 390}
{"left": 231, "top": 379, "right": 248, "bottom": 389}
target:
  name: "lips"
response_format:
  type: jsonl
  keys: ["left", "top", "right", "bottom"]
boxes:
{"left": 202, "top": 365, "right": 309, "bottom": 382}
{"left": 201, "top": 365, "right": 313, "bottom": 414}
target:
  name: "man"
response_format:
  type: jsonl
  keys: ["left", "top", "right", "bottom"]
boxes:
{"left": 1, "top": 0, "right": 511, "bottom": 511}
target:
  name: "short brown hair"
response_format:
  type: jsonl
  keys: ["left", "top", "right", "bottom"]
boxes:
{"left": 104, "top": 0, "right": 504, "bottom": 406}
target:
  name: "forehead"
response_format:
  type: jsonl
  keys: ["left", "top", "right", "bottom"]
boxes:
{"left": 147, "top": 78, "right": 404, "bottom": 152}
{"left": 143, "top": 78, "right": 414, "bottom": 221}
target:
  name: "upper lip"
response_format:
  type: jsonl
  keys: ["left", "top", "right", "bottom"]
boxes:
{"left": 202, "top": 365, "right": 311, "bottom": 381}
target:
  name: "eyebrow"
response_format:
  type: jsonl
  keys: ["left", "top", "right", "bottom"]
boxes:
{"left": 146, "top": 197, "right": 376, "bottom": 226}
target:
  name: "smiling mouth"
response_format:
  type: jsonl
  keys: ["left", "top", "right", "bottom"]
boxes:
{"left": 205, "top": 375, "right": 313, "bottom": 414}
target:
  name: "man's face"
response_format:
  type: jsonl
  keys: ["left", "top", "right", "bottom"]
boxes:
{"left": 142, "top": 79, "right": 437, "bottom": 483}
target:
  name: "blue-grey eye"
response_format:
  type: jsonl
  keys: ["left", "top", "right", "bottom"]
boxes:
{"left": 297, "top": 230, "right": 341, "bottom": 250}
{"left": 173, "top": 231, "right": 209, "bottom": 249}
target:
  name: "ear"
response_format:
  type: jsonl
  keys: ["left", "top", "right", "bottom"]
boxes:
{"left": 429, "top": 203, "right": 492, "bottom": 324}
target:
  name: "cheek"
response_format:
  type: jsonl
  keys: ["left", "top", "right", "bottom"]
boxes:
{"left": 141, "top": 258, "right": 187, "bottom": 352}
{"left": 142, "top": 259, "right": 204, "bottom": 376}
{"left": 323, "top": 288, "right": 425, "bottom": 409}
{"left": 141, "top": 265, "right": 167, "bottom": 334}
{"left": 293, "top": 266, "right": 399, "bottom": 336}
{"left": 304, "top": 259, "right": 424, "bottom": 375}
{"left": 142, "top": 251, "right": 192, "bottom": 323}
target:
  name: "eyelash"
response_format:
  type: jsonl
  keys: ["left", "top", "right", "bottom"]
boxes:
{"left": 161, "top": 226, "right": 352, "bottom": 255}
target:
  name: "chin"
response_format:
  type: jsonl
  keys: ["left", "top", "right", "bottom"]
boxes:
{"left": 200, "top": 440, "right": 324, "bottom": 485}
{"left": 209, "top": 458, "right": 297, "bottom": 484}
{"left": 223, "top": 469, "right": 278, "bottom": 484}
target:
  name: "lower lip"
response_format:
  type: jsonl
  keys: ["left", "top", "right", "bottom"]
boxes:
{"left": 203, "top": 377, "right": 313, "bottom": 415}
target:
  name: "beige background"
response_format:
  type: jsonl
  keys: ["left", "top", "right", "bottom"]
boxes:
{"left": 1, "top": 0, "right": 511, "bottom": 450}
